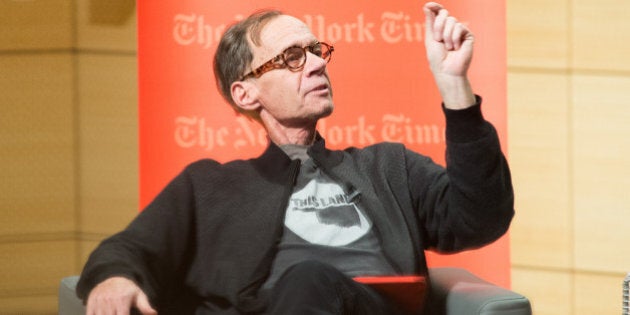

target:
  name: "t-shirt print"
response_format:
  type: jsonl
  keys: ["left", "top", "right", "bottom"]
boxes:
{"left": 285, "top": 179, "right": 371, "bottom": 247}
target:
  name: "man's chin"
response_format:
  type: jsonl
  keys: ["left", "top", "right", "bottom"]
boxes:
{"left": 320, "top": 103, "right": 334, "bottom": 118}
{"left": 298, "top": 100, "right": 334, "bottom": 123}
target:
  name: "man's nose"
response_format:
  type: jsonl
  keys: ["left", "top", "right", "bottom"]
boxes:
{"left": 303, "top": 52, "right": 327, "bottom": 76}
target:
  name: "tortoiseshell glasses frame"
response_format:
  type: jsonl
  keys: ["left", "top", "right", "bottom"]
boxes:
{"left": 240, "top": 42, "right": 334, "bottom": 81}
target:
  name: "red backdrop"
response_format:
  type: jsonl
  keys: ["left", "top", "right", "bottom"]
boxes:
{"left": 138, "top": 0, "right": 509, "bottom": 287}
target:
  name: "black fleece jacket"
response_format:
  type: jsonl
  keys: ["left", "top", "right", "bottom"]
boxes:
{"left": 77, "top": 99, "right": 514, "bottom": 314}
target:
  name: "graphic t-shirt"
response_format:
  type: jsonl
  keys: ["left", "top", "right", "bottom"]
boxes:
{"left": 262, "top": 144, "right": 396, "bottom": 289}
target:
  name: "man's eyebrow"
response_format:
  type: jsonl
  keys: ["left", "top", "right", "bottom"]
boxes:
{"left": 283, "top": 40, "right": 320, "bottom": 50}
{"left": 270, "top": 39, "right": 319, "bottom": 57}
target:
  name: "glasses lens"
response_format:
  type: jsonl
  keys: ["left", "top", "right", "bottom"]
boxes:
{"left": 310, "top": 43, "right": 323, "bottom": 57}
{"left": 283, "top": 47, "right": 306, "bottom": 69}
{"left": 319, "top": 43, "right": 332, "bottom": 62}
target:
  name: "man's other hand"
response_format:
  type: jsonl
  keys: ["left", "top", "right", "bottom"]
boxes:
{"left": 86, "top": 276, "right": 157, "bottom": 315}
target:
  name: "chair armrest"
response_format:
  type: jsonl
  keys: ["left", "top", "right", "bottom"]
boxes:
{"left": 426, "top": 268, "right": 531, "bottom": 315}
{"left": 61, "top": 269, "right": 531, "bottom": 315}
{"left": 58, "top": 276, "right": 85, "bottom": 315}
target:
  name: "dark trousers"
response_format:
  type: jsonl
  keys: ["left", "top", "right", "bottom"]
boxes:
{"left": 265, "top": 260, "right": 404, "bottom": 315}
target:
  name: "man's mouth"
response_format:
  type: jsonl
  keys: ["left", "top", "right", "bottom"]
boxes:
{"left": 308, "top": 84, "right": 330, "bottom": 94}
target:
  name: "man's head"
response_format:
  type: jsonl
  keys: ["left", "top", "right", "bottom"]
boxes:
{"left": 214, "top": 10, "right": 334, "bottom": 127}
{"left": 214, "top": 10, "right": 281, "bottom": 119}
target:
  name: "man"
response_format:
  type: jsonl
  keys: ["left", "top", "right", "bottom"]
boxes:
{"left": 77, "top": 2, "right": 514, "bottom": 314}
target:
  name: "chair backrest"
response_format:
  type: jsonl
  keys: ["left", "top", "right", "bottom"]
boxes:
{"left": 623, "top": 273, "right": 630, "bottom": 315}
{"left": 58, "top": 276, "right": 85, "bottom": 315}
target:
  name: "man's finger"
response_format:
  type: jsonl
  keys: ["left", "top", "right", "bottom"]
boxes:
{"left": 433, "top": 8, "right": 449, "bottom": 42}
{"left": 423, "top": 2, "right": 441, "bottom": 40}
{"left": 135, "top": 293, "right": 158, "bottom": 315}
{"left": 442, "top": 16, "right": 457, "bottom": 50}
{"left": 452, "top": 23, "right": 467, "bottom": 51}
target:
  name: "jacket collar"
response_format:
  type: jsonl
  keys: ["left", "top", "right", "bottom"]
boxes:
{"left": 308, "top": 133, "right": 344, "bottom": 168}
{"left": 252, "top": 133, "right": 344, "bottom": 179}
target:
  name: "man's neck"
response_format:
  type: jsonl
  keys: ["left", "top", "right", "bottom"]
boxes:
{"left": 267, "top": 125, "right": 316, "bottom": 146}
{"left": 260, "top": 112, "right": 317, "bottom": 146}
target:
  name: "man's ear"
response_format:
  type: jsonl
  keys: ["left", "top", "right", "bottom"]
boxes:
{"left": 231, "top": 81, "right": 261, "bottom": 112}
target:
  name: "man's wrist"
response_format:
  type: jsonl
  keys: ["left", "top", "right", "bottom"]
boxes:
{"left": 435, "top": 75, "right": 476, "bottom": 110}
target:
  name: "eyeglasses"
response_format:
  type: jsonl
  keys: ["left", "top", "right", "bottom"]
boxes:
{"left": 240, "top": 42, "right": 334, "bottom": 80}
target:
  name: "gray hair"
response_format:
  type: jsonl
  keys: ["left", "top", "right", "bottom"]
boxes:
{"left": 213, "top": 10, "right": 283, "bottom": 120}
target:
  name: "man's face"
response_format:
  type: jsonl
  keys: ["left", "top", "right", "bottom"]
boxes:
{"left": 248, "top": 15, "right": 334, "bottom": 127}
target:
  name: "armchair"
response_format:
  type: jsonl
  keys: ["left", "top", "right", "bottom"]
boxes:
{"left": 59, "top": 268, "right": 531, "bottom": 315}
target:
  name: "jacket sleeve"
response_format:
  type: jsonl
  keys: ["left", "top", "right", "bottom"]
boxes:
{"left": 407, "top": 96, "right": 514, "bottom": 253}
{"left": 76, "top": 166, "right": 198, "bottom": 307}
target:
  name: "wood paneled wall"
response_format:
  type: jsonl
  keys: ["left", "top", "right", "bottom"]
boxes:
{"left": 1, "top": 0, "right": 628, "bottom": 313}
{"left": 0, "top": 0, "right": 137, "bottom": 313}
{"left": 507, "top": 0, "right": 630, "bottom": 314}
